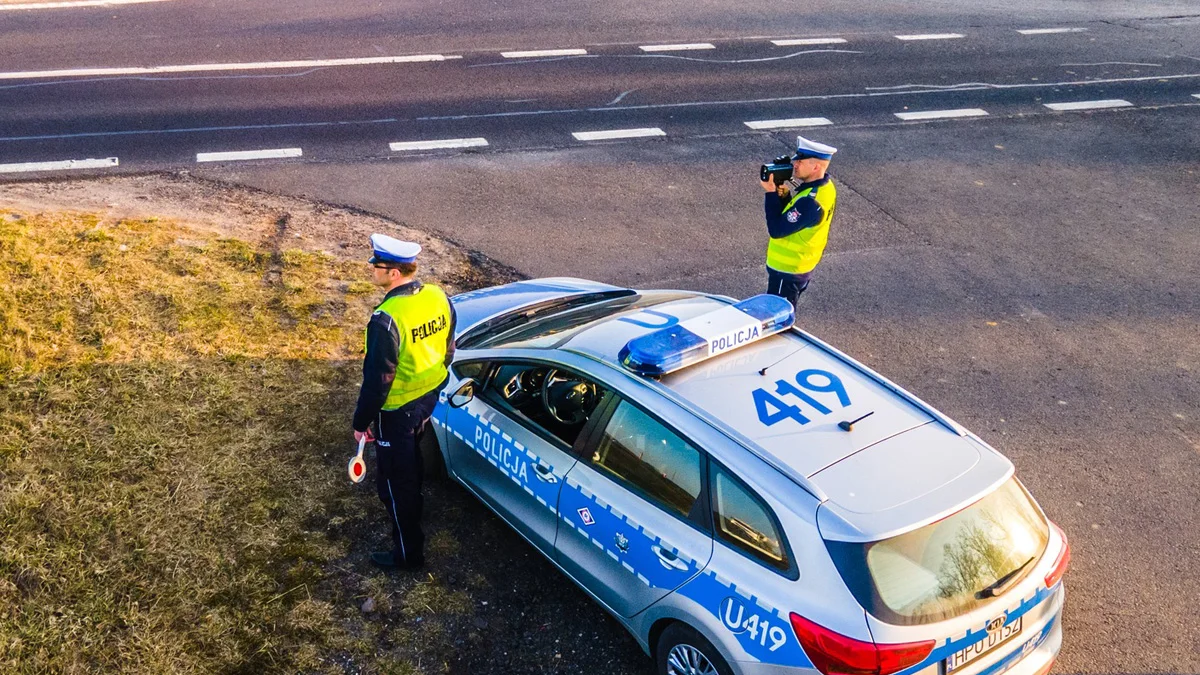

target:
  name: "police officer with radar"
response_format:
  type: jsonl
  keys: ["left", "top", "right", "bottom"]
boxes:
{"left": 759, "top": 135, "right": 838, "bottom": 312}
{"left": 352, "top": 234, "right": 455, "bottom": 570}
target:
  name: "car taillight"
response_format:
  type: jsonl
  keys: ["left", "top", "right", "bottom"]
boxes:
{"left": 1044, "top": 522, "right": 1071, "bottom": 588}
{"left": 789, "top": 613, "right": 935, "bottom": 675}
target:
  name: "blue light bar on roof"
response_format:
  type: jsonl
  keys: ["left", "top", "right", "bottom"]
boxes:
{"left": 618, "top": 294, "right": 795, "bottom": 376}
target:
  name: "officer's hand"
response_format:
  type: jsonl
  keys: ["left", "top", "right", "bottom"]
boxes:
{"left": 354, "top": 429, "right": 375, "bottom": 444}
{"left": 760, "top": 175, "right": 777, "bottom": 192}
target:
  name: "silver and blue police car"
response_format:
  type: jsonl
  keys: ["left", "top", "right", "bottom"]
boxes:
{"left": 428, "top": 278, "right": 1070, "bottom": 675}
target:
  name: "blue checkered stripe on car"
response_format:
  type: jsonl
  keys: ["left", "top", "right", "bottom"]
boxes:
{"left": 674, "top": 566, "right": 813, "bottom": 665}
{"left": 436, "top": 400, "right": 810, "bottom": 666}
{"left": 558, "top": 473, "right": 710, "bottom": 588}
{"left": 434, "top": 401, "right": 562, "bottom": 512}
{"left": 437, "top": 401, "right": 707, "bottom": 582}
{"left": 894, "top": 585, "right": 1059, "bottom": 675}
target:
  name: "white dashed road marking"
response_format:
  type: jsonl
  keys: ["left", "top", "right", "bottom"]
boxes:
{"left": 501, "top": 49, "right": 587, "bottom": 58}
{"left": 0, "top": 157, "right": 118, "bottom": 173}
{"left": 0, "top": 55, "right": 459, "bottom": 81}
{"left": 572, "top": 127, "right": 665, "bottom": 141}
{"left": 1194, "top": 94, "right": 1200, "bottom": 100}
{"left": 895, "top": 108, "right": 988, "bottom": 120}
{"left": 389, "top": 138, "right": 489, "bottom": 151}
{"left": 744, "top": 117, "right": 833, "bottom": 130}
{"left": 196, "top": 148, "right": 302, "bottom": 162}
{"left": 639, "top": 43, "right": 715, "bottom": 52}
{"left": 1, "top": 0, "right": 169, "bottom": 10}
{"left": 895, "top": 33, "right": 965, "bottom": 41}
{"left": 1017, "top": 27, "right": 1088, "bottom": 35}
{"left": 1044, "top": 99, "right": 1133, "bottom": 111}
{"left": 771, "top": 37, "right": 847, "bottom": 46}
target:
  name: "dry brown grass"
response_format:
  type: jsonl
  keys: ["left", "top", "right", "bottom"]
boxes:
{"left": 0, "top": 212, "right": 471, "bottom": 673}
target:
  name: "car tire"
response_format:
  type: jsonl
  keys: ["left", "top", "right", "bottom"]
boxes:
{"left": 656, "top": 623, "right": 734, "bottom": 675}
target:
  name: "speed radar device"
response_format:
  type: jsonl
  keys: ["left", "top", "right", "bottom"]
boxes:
{"left": 760, "top": 154, "right": 794, "bottom": 184}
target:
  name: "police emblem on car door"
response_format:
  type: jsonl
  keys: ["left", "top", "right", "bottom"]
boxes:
{"left": 555, "top": 398, "right": 713, "bottom": 617}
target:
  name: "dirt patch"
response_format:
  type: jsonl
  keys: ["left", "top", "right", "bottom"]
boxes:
{"left": 0, "top": 172, "right": 521, "bottom": 294}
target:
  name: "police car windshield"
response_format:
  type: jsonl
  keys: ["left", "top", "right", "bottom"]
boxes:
{"left": 825, "top": 478, "right": 1049, "bottom": 626}
{"left": 470, "top": 291, "right": 697, "bottom": 350}
{"left": 457, "top": 290, "right": 635, "bottom": 349}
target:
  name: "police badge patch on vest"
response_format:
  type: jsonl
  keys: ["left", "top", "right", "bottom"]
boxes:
{"left": 786, "top": 210, "right": 800, "bottom": 223}
{"left": 411, "top": 314, "right": 448, "bottom": 342}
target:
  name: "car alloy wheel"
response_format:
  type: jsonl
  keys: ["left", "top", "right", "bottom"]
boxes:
{"left": 666, "top": 643, "right": 720, "bottom": 675}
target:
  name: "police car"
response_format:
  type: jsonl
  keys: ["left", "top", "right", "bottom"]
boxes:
{"left": 429, "top": 278, "right": 1070, "bottom": 675}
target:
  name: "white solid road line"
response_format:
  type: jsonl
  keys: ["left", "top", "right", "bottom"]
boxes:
{"left": 1, "top": 0, "right": 168, "bottom": 10}
{"left": 895, "top": 108, "right": 988, "bottom": 120}
{"left": 771, "top": 37, "right": 848, "bottom": 46}
{"left": 639, "top": 43, "right": 715, "bottom": 52}
{"left": 572, "top": 128, "right": 666, "bottom": 141}
{"left": 1017, "top": 27, "right": 1088, "bottom": 35}
{"left": 501, "top": 49, "right": 587, "bottom": 58}
{"left": 196, "top": 148, "right": 302, "bottom": 163}
{"left": 0, "top": 54, "right": 459, "bottom": 81}
{"left": 1044, "top": 99, "right": 1133, "bottom": 111}
{"left": 389, "top": 138, "right": 489, "bottom": 151}
{"left": 894, "top": 33, "right": 965, "bottom": 41}
{"left": 744, "top": 117, "right": 833, "bottom": 130}
{"left": 0, "top": 157, "right": 118, "bottom": 173}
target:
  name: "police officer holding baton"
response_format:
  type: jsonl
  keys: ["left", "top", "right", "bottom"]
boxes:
{"left": 760, "top": 135, "right": 838, "bottom": 312}
{"left": 352, "top": 234, "right": 455, "bottom": 570}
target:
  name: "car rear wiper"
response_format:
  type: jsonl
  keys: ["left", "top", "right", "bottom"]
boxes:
{"left": 976, "top": 557, "right": 1034, "bottom": 599}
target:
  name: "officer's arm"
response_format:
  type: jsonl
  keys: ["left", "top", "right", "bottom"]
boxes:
{"left": 444, "top": 302, "right": 457, "bottom": 366}
{"left": 764, "top": 192, "right": 824, "bottom": 239}
{"left": 352, "top": 312, "right": 400, "bottom": 432}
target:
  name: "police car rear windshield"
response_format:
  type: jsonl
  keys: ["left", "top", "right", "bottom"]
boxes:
{"left": 825, "top": 478, "right": 1049, "bottom": 626}
{"left": 466, "top": 290, "right": 698, "bottom": 350}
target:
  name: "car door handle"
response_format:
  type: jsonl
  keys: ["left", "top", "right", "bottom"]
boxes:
{"left": 652, "top": 545, "right": 689, "bottom": 571}
{"left": 533, "top": 462, "right": 557, "bottom": 483}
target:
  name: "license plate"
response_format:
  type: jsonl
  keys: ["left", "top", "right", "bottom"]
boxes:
{"left": 945, "top": 616, "right": 1024, "bottom": 673}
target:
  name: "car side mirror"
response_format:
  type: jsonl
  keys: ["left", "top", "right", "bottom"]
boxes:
{"left": 449, "top": 379, "right": 477, "bottom": 408}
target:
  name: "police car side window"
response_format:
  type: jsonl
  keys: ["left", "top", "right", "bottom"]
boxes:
{"left": 589, "top": 400, "right": 702, "bottom": 520}
{"left": 477, "top": 361, "right": 606, "bottom": 449}
{"left": 710, "top": 464, "right": 790, "bottom": 573}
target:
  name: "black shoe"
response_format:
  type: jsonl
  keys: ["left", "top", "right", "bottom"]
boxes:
{"left": 371, "top": 550, "right": 425, "bottom": 570}
{"left": 370, "top": 551, "right": 399, "bottom": 568}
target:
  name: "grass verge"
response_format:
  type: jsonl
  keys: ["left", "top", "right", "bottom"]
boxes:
{"left": 0, "top": 212, "right": 473, "bottom": 673}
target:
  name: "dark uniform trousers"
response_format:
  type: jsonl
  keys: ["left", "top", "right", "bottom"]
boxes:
{"left": 374, "top": 388, "right": 439, "bottom": 566}
{"left": 767, "top": 267, "right": 813, "bottom": 314}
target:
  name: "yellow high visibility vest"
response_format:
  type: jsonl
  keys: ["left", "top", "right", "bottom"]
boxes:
{"left": 371, "top": 284, "right": 452, "bottom": 410}
{"left": 765, "top": 180, "right": 837, "bottom": 275}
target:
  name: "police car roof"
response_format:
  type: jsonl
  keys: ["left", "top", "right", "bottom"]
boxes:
{"left": 560, "top": 293, "right": 1014, "bottom": 540}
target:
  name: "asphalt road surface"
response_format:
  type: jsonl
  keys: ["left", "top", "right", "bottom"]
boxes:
{"left": 2, "top": 1, "right": 1197, "bottom": 673}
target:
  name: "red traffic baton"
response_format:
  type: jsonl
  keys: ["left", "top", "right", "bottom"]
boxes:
{"left": 348, "top": 436, "right": 367, "bottom": 483}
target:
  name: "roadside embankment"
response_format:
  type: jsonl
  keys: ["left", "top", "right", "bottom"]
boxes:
{"left": 0, "top": 176, "right": 524, "bottom": 673}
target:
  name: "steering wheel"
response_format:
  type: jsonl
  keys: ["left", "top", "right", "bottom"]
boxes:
{"left": 501, "top": 371, "right": 531, "bottom": 405}
{"left": 542, "top": 368, "right": 598, "bottom": 426}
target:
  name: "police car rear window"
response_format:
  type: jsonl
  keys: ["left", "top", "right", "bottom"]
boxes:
{"left": 825, "top": 479, "right": 1049, "bottom": 625}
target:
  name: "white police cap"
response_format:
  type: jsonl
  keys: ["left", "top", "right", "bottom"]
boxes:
{"left": 793, "top": 135, "right": 837, "bottom": 161}
{"left": 369, "top": 233, "right": 422, "bottom": 264}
